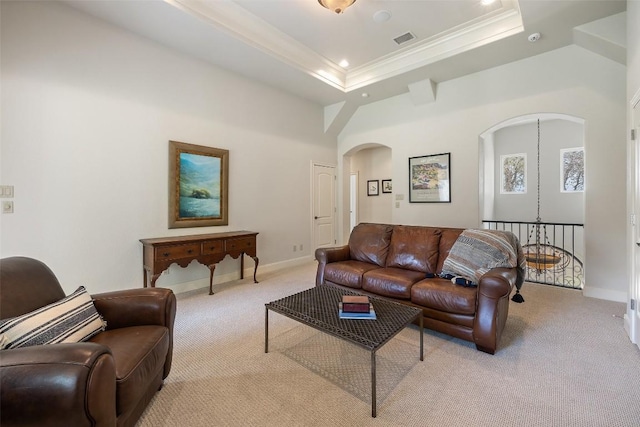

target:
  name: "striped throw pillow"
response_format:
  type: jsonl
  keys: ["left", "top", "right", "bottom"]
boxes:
{"left": 0, "top": 286, "right": 106, "bottom": 350}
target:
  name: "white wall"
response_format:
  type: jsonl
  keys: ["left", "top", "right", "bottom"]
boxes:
{"left": 626, "top": 0, "right": 640, "bottom": 343}
{"left": 338, "top": 45, "right": 627, "bottom": 301}
{"left": 349, "top": 146, "right": 392, "bottom": 224}
{"left": 491, "top": 119, "right": 584, "bottom": 224}
{"left": 628, "top": 1, "right": 639, "bottom": 99}
{"left": 0, "top": 1, "right": 336, "bottom": 294}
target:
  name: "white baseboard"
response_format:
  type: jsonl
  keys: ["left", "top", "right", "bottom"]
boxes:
{"left": 169, "top": 255, "right": 314, "bottom": 295}
{"left": 582, "top": 286, "right": 627, "bottom": 303}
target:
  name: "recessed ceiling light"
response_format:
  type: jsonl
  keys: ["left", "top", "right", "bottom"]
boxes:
{"left": 373, "top": 10, "right": 391, "bottom": 23}
{"left": 361, "top": 93, "right": 370, "bottom": 98}
{"left": 339, "top": 59, "right": 349, "bottom": 68}
{"left": 481, "top": 0, "right": 496, "bottom": 5}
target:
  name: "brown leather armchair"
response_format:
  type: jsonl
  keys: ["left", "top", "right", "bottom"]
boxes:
{"left": 0, "top": 256, "right": 177, "bottom": 427}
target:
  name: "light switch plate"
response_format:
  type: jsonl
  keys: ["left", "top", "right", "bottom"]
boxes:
{"left": 0, "top": 186, "right": 14, "bottom": 198}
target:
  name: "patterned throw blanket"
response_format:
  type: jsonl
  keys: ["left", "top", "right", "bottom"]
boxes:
{"left": 441, "top": 229, "right": 526, "bottom": 297}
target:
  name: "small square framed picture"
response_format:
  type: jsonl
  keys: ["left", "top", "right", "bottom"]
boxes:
{"left": 382, "top": 179, "right": 392, "bottom": 193}
{"left": 367, "top": 180, "right": 379, "bottom": 196}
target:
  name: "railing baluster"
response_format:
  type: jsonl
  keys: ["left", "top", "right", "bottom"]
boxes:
{"left": 481, "top": 219, "right": 584, "bottom": 289}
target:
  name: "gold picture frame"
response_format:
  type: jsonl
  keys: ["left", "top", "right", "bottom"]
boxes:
{"left": 169, "top": 140, "right": 229, "bottom": 228}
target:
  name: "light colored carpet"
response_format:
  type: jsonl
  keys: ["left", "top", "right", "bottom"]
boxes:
{"left": 137, "top": 262, "right": 640, "bottom": 426}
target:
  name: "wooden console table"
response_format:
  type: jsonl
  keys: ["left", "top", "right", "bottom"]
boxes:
{"left": 140, "top": 231, "right": 259, "bottom": 295}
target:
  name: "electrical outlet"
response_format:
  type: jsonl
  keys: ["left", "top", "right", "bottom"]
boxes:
{"left": 293, "top": 245, "right": 297, "bottom": 252}
{"left": 2, "top": 201, "right": 14, "bottom": 214}
{"left": 300, "top": 244, "right": 303, "bottom": 251}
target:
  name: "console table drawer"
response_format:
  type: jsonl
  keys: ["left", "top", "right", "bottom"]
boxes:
{"left": 155, "top": 243, "right": 200, "bottom": 261}
{"left": 226, "top": 237, "right": 255, "bottom": 252}
{"left": 202, "top": 240, "right": 225, "bottom": 255}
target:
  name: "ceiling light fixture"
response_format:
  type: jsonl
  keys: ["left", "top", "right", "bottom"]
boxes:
{"left": 373, "top": 10, "right": 391, "bottom": 23}
{"left": 481, "top": 0, "right": 496, "bottom": 5}
{"left": 318, "top": 0, "right": 356, "bottom": 14}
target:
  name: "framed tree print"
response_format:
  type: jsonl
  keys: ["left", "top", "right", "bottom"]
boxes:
{"left": 169, "top": 140, "right": 229, "bottom": 228}
{"left": 560, "top": 147, "right": 584, "bottom": 192}
{"left": 500, "top": 153, "right": 527, "bottom": 194}
{"left": 409, "top": 153, "right": 451, "bottom": 203}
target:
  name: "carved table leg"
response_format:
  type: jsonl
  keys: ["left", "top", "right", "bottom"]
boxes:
{"left": 208, "top": 264, "right": 216, "bottom": 295}
{"left": 251, "top": 256, "right": 259, "bottom": 283}
{"left": 145, "top": 268, "right": 161, "bottom": 288}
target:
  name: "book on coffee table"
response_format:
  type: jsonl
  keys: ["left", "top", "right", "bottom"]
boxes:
{"left": 339, "top": 307, "right": 377, "bottom": 320}
{"left": 341, "top": 295, "right": 371, "bottom": 313}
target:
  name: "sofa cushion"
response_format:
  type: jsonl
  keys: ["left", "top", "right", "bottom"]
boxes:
{"left": 362, "top": 268, "right": 426, "bottom": 300}
{"left": 436, "top": 228, "right": 464, "bottom": 274}
{"left": 89, "top": 325, "right": 169, "bottom": 416}
{"left": 0, "top": 286, "right": 106, "bottom": 350}
{"left": 385, "top": 225, "right": 441, "bottom": 273}
{"left": 348, "top": 223, "right": 394, "bottom": 267}
{"left": 323, "top": 260, "right": 380, "bottom": 289}
{"left": 411, "top": 278, "right": 477, "bottom": 315}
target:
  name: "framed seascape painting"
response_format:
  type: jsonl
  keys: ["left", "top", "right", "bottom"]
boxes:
{"left": 169, "top": 140, "right": 229, "bottom": 228}
{"left": 408, "top": 152, "right": 451, "bottom": 203}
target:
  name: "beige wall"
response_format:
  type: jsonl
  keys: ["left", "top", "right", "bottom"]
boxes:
{"left": 349, "top": 146, "right": 393, "bottom": 225}
{"left": 339, "top": 45, "right": 627, "bottom": 301}
{"left": 0, "top": 1, "right": 336, "bottom": 294}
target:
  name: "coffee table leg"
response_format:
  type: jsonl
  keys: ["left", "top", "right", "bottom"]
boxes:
{"left": 371, "top": 351, "right": 376, "bottom": 418}
{"left": 265, "top": 307, "right": 269, "bottom": 353}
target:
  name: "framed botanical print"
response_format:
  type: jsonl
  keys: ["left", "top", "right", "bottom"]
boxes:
{"left": 382, "top": 179, "right": 392, "bottom": 193}
{"left": 367, "top": 180, "right": 379, "bottom": 196}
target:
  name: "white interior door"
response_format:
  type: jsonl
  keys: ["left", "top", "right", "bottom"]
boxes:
{"left": 629, "top": 99, "right": 640, "bottom": 346}
{"left": 349, "top": 172, "right": 358, "bottom": 233}
{"left": 313, "top": 163, "right": 336, "bottom": 249}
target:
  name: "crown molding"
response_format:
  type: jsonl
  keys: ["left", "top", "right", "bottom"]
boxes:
{"left": 166, "top": 0, "right": 523, "bottom": 93}
{"left": 345, "top": 3, "right": 524, "bottom": 91}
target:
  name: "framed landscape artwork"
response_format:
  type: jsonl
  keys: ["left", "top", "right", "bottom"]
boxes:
{"left": 169, "top": 140, "right": 229, "bottom": 228}
{"left": 409, "top": 152, "right": 451, "bottom": 203}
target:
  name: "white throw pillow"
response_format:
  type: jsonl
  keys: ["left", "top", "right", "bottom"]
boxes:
{"left": 0, "top": 286, "right": 106, "bottom": 350}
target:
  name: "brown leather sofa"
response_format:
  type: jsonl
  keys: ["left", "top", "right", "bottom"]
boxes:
{"left": 315, "top": 223, "right": 524, "bottom": 354}
{"left": 0, "top": 256, "right": 177, "bottom": 427}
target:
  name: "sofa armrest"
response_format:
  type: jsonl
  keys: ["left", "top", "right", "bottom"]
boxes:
{"left": 477, "top": 268, "right": 516, "bottom": 299}
{"left": 473, "top": 268, "right": 517, "bottom": 354}
{"left": 0, "top": 343, "right": 116, "bottom": 426}
{"left": 92, "top": 287, "right": 176, "bottom": 331}
{"left": 314, "top": 245, "right": 350, "bottom": 286}
{"left": 315, "top": 245, "right": 350, "bottom": 264}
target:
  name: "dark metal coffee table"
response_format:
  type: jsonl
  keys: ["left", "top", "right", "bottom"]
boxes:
{"left": 265, "top": 285, "right": 423, "bottom": 417}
